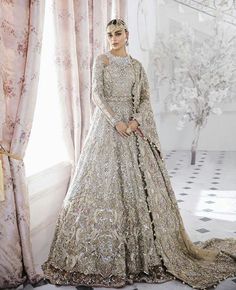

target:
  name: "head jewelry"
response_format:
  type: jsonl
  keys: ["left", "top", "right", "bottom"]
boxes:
{"left": 106, "top": 19, "right": 128, "bottom": 33}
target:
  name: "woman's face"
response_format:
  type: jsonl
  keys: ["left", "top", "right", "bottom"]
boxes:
{"left": 107, "top": 27, "right": 128, "bottom": 50}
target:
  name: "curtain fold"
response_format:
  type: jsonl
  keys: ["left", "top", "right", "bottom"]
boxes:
{"left": 53, "top": 0, "right": 127, "bottom": 180}
{"left": 0, "top": 0, "right": 45, "bottom": 288}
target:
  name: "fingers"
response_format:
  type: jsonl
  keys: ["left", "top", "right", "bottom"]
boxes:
{"left": 115, "top": 122, "right": 133, "bottom": 138}
{"left": 117, "top": 130, "right": 130, "bottom": 138}
{"left": 122, "top": 131, "right": 130, "bottom": 137}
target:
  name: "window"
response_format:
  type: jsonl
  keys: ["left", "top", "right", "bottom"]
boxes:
{"left": 24, "top": 1, "right": 69, "bottom": 177}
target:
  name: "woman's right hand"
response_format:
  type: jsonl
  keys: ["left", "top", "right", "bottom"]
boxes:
{"left": 115, "top": 121, "right": 130, "bottom": 138}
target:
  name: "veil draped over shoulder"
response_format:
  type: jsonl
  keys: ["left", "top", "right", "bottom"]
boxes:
{"left": 129, "top": 56, "right": 236, "bottom": 289}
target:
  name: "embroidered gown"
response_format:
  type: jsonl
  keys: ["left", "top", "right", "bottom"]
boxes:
{"left": 42, "top": 51, "right": 236, "bottom": 289}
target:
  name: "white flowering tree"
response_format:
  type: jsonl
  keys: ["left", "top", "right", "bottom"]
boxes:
{"left": 153, "top": 21, "right": 236, "bottom": 164}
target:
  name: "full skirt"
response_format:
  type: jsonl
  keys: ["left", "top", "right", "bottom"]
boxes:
{"left": 42, "top": 101, "right": 236, "bottom": 289}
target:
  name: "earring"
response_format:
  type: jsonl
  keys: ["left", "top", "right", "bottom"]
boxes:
{"left": 126, "top": 39, "right": 129, "bottom": 46}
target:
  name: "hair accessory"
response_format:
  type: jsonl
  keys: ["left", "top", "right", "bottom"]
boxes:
{"left": 106, "top": 19, "right": 128, "bottom": 33}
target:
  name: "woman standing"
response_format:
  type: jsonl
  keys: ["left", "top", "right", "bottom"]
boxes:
{"left": 42, "top": 19, "right": 236, "bottom": 290}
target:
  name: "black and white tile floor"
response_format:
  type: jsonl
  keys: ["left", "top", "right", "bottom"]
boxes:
{"left": 19, "top": 151, "right": 236, "bottom": 290}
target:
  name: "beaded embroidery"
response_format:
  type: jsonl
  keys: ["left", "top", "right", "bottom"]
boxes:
{"left": 42, "top": 52, "right": 236, "bottom": 290}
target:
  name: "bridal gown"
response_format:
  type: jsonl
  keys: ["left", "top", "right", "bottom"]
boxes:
{"left": 42, "top": 51, "right": 236, "bottom": 289}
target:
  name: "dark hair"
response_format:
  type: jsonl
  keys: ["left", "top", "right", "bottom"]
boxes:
{"left": 106, "top": 18, "right": 128, "bottom": 32}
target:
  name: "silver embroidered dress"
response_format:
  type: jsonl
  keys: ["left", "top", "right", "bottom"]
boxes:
{"left": 42, "top": 51, "right": 236, "bottom": 289}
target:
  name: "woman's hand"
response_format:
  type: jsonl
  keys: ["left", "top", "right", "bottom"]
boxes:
{"left": 127, "top": 119, "right": 139, "bottom": 132}
{"left": 115, "top": 121, "right": 130, "bottom": 138}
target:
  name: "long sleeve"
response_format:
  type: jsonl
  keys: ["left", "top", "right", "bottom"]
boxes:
{"left": 92, "top": 54, "right": 121, "bottom": 127}
{"left": 131, "top": 64, "right": 152, "bottom": 126}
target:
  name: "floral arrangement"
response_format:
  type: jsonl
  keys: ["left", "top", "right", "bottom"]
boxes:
{"left": 153, "top": 20, "right": 236, "bottom": 164}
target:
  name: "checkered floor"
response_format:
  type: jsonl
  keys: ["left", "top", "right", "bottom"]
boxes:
{"left": 166, "top": 150, "right": 236, "bottom": 243}
{"left": 19, "top": 151, "right": 236, "bottom": 290}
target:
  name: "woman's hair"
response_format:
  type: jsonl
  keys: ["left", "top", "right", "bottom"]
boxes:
{"left": 106, "top": 18, "right": 128, "bottom": 32}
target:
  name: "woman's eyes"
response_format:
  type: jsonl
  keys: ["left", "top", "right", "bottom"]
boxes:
{"left": 108, "top": 33, "right": 122, "bottom": 37}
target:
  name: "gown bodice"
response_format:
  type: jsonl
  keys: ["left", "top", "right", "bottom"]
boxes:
{"left": 91, "top": 51, "right": 136, "bottom": 127}
{"left": 103, "top": 51, "right": 135, "bottom": 101}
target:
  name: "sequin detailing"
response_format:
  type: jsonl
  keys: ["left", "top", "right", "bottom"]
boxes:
{"left": 42, "top": 52, "right": 236, "bottom": 290}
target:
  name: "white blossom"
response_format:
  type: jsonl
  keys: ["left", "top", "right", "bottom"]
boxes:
{"left": 153, "top": 19, "right": 236, "bottom": 131}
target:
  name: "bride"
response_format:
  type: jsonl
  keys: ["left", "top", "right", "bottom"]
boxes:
{"left": 42, "top": 19, "right": 236, "bottom": 290}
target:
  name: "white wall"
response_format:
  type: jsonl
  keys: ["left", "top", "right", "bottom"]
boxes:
{"left": 127, "top": 0, "right": 236, "bottom": 151}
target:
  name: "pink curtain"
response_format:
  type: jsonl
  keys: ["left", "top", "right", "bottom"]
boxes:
{"left": 0, "top": 0, "right": 45, "bottom": 288}
{"left": 53, "top": 0, "right": 127, "bottom": 179}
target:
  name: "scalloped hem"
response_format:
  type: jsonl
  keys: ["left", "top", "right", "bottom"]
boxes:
{"left": 42, "top": 263, "right": 174, "bottom": 288}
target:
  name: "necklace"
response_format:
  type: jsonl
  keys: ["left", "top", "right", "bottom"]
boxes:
{"left": 107, "top": 50, "right": 131, "bottom": 67}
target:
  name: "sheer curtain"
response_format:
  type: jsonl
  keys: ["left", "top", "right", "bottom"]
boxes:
{"left": 0, "top": 0, "right": 45, "bottom": 288}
